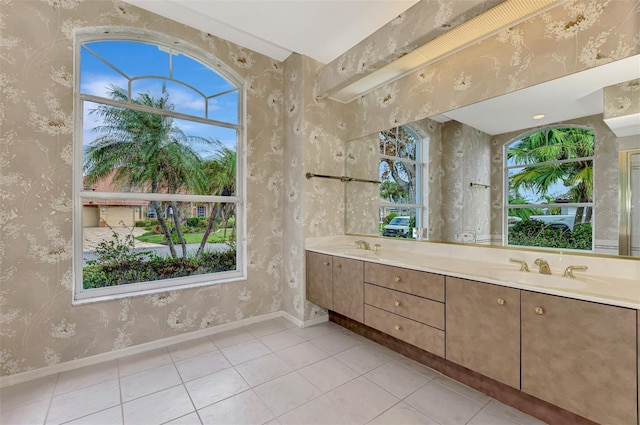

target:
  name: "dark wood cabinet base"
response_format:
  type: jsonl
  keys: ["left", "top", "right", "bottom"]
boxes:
{"left": 329, "top": 311, "right": 598, "bottom": 425}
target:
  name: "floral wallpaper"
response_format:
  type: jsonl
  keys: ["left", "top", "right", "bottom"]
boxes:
{"left": 604, "top": 78, "right": 640, "bottom": 120}
{"left": 0, "top": 0, "right": 284, "bottom": 376}
{"left": 345, "top": 133, "right": 379, "bottom": 236}
{"left": 282, "top": 53, "right": 347, "bottom": 322}
{"left": 441, "top": 122, "right": 492, "bottom": 244}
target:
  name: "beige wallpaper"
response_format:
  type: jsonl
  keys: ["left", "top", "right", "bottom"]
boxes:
{"left": 344, "top": 133, "right": 379, "bottom": 236}
{"left": 0, "top": 1, "right": 284, "bottom": 375}
{"left": 441, "top": 122, "right": 492, "bottom": 244}
{"left": 282, "top": 54, "right": 346, "bottom": 322}
{"left": 604, "top": 78, "right": 640, "bottom": 119}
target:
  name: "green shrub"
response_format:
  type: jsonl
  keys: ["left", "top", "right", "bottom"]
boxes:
{"left": 83, "top": 249, "right": 237, "bottom": 289}
{"left": 186, "top": 217, "right": 201, "bottom": 227}
{"left": 134, "top": 220, "right": 150, "bottom": 227}
{"left": 508, "top": 220, "right": 592, "bottom": 250}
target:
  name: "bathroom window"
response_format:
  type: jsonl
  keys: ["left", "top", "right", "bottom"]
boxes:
{"left": 504, "top": 127, "right": 594, "bottom": 251}
{"left": 74, "top": 29, "right": 245, "bottom": 303}
{"left": 379, "top": 125, "right": 422, "bottom": 238}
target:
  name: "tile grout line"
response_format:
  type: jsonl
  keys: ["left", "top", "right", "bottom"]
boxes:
{"left": 41, "top": 372, "right": 60, "bottom": 425}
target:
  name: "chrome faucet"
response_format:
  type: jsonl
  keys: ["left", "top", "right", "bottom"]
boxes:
{"left": 563, "top": 265, "right": 588, "bottom": 278}
{"left": 355, "top": 240, "right": 370, "bottom": 250}
{"left": 509, "top": 258, "right": 529, "bottom": 272}
{"left": 534, "top": 258, "right": 552, "bottom": 275}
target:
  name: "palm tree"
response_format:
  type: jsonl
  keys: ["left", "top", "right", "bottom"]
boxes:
{"left": 379, "top": 181, "right": 407, "bottom": 203}
{"left": 195, "top": 145, "right": 236, "bottom": 258}
{"left": 507, "top": 127, "right": 594, "bottom": 229}
{"left": 84, "top": 84, "right": 211, "bottom": 259}
{"left": 379, "top": 126, "right": 417, "bottom": 205}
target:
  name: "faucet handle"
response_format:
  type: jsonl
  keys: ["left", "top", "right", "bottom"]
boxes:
{"left": 372, "top": 244, "right": 381, "bottom": 253}
{"left": 509, "top": 258, "right": 529, "bottom": 272}
{"left": 355, "top": 240, "right": 365, "bottom": 249}
{"left": 563, "top": 265, "right": 588, "bottom": 278}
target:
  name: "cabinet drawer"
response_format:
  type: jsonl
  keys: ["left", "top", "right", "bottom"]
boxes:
{"left": 365, "top": 304, "right": 444, "bottom": 357}
{"left": 365, "top": 283, "right": 444, "bottom": 330}
{"left": 365, "top": 263, "right": 444, "bottom": 302}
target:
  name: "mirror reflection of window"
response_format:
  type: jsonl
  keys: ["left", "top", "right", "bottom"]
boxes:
{"left": 378, "top": 126, "right": 423, "bottom": 238}
{"left": 505, "top": 127, "right": 594, "bottom": 251}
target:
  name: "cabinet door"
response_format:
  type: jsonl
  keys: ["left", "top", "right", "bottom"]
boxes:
{"left": 306, "top": 252, "right": 333, "bottom": 310}
{"left": 446, "top": 277, "right": 520, "bottom": 388}
{"left": 333, "top": 257, "right": 364, "bottom": 322}
{"left": 521, "top": 291, "right": 637, "bottom": 425}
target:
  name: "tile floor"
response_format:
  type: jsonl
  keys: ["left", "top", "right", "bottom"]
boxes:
{"left": 0, "top": 318, "right": 546, "bottom": 425}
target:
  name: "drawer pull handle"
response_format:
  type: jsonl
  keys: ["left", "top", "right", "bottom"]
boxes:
{"left": 323, "top": 261, "right": 330, "bottom": 266}
{"left": 496, "top": 298, "right": 505, "bottom": 306}
{"left": 336, "top": 264, "right": 342, "bottom": 268}
{"left": 394, "top": 276, "right": 401, "bottom": 282}
{"left": 534, "top": 307, "right": 544, "bottom": 315}
{"left": 394, "top": 301, "right": 400, "bottom": 307}
{"left": 394, "top": 325, "right": 401, "bottom": 331}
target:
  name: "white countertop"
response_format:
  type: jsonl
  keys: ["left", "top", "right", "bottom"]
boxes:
{"left": 306, "top": 235, "right": 640, "bottom": 310}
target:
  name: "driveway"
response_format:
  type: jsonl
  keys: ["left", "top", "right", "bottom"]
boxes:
{"left": 82, "top": 227, "right": 230, "bottom": 265}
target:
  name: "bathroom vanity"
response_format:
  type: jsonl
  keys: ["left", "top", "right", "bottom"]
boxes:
{"left": 305, "top": 236, "right": 640, "bottom": 425}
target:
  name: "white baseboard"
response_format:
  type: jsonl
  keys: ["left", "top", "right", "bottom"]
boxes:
{"left": 279, "top": 311, "right": 328, "bottom": 328}
{"left": 0, "top": 310, "right": 297, "bottom": 389}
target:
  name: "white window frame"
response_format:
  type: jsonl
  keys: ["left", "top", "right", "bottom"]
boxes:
{"left": 378, "top": 125, "right": 423, "bottom": 236}
{"left": 72, "top": 28, "right": 247, "bottom": 304}
{"left": 503, "top": 126, "right": 594, "bottom": 252}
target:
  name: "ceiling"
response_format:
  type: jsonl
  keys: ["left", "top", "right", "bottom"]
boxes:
{"left": 121, "top": 0, "right": 419, "bottom": 64}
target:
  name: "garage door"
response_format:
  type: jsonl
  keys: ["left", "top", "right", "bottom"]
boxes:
{"left": 82, "top": 206, "right": 99, "bottom": 227}
{"left": 105, "top": 206, "right": 134, "bottom": 227}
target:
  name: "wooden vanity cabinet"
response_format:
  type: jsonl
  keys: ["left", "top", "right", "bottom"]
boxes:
{"left": 306, "top": 252, "right": 333, "bottom": 310}
{"left": 332, "top": 257, "right": 364, "bottom": 322}
{"left": 306, "top": 251, "right": 364, "bottom": 322}
{"left": 521, "top": 291, "right": 638, "bottom": 425}
{"left": 445, "top": 277, "right": 520, "bottom": 389}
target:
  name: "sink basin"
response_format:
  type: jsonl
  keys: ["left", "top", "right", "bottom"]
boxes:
{"left": 481, "top": 268, "right": 589, "bottom": 290}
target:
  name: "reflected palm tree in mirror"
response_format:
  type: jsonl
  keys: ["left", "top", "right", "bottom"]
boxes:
{"left": 507, "top": 127, "right": 594, "bottom": 229}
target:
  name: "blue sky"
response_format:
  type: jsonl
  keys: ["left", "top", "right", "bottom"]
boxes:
{"left": 80, "top": 40, "right": 239, "bottom": 155}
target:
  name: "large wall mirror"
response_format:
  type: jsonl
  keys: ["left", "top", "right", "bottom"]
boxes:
{"left": 346, "top": 55, "right": 640, "bottom": 259}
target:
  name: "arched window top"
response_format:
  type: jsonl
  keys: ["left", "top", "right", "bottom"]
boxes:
{"left": 78, "top": 32, "right": 240, "bottom": 125}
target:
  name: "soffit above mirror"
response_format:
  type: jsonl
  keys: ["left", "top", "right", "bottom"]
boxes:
{"left": 325, "top": 0, "right": 567, "bottom": 102}
{"left": 429, "top": 55, "right": 640, "bottom": 136}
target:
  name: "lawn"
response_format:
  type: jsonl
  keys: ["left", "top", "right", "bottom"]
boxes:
{"left": 136, "top": 230, "right": 231, "bottom": 244}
